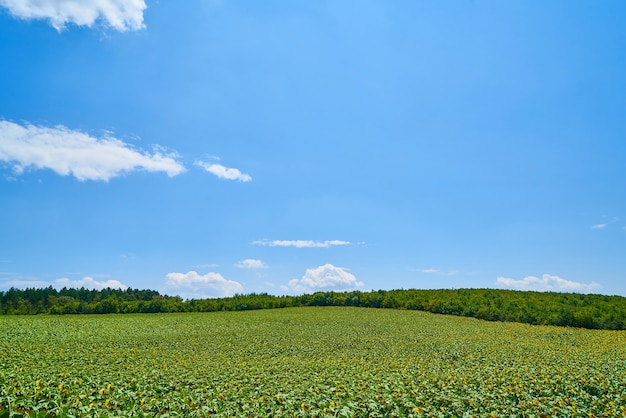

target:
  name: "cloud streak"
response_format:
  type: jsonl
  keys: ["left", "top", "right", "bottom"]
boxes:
{"left": 496, "top": 274, "right": 601, "bottom": 293}
{"left": 0, "top": 121, "right": 185, "bottom": 181}
{"left": 285, "top": 264, "right": 364, "bottom": 293}
{"left": 165, "top": 271, "right": 243, "bottom": 299}
{"left": 254, "top": 239, "right": 351, "bottom": 248}
{"left": 195, "top": 161, "right": 251, "bottom": 182}
{"left": 0, "top": 0, "right": 147, "bottom": 31}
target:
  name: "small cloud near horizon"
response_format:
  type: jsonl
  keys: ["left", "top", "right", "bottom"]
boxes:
{"left": 55, "top": 277, "right": 128, "bottom": 290}
{"left": 164, "top": 271, "right": 243, "bottom": 299}
{"left": 284, "top": 264, "right": 364, "bottom": 293}
{"left": 0, "top": 276, "right": 128, "bottom": 290}
{"left": 496, "top": 274, "right": 601, "bottom": 293}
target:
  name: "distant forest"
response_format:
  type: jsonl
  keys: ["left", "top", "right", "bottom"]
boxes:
{"left": 1, "top": 286, "right": 625, "bottom": 330}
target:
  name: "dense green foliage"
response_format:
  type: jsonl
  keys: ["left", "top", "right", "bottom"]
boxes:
{"left": 1, "top": 308, "right": 625, "bottom": 417}
{"left": 1, "top": 286, "right": 626, "bottom": 330}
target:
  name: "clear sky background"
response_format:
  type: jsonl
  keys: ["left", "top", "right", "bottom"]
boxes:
{"left": 1, "top": 0, "right": 625, "bottom": 299}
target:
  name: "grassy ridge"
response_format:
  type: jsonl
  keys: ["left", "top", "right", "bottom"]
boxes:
{"left": 1, "top": 307, "right": 625, "bottom": 416}
{"left": 2, "top": 287, "right": 626, "bottom": 329}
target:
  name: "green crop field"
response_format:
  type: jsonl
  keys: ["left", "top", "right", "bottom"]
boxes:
{"left": 1, "top": 307, "right": 625, "bottom": 417}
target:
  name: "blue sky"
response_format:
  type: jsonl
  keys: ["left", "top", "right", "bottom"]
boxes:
{"left": 1, "top": 0, "right": 625, "bottom": 299}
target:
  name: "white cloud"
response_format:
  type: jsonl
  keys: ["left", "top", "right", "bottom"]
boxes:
{"left": 165, "top": 271, "right": 243, "bottom": 299}
{"left": 285, "top": 264, "right": 364, "bottom": 293}
{"left": 0, "top": 121, "right": 185, "bottom": 181}
{"left": 195, "top": 161, "right": 251, "bottom": 182}
{"left": 236, "top": 259, "right": 268, "bottom": 269}
{"left": 254, "top": 239, "right": 351, "bottom": 248}
{"left": 591, "top": 223, "right": 607, "bottom": 229}
{"left": 496, "top": 274, "right": 601, "bottom": 293}
{"left": 0, "top": 0, "right": 146, "bottom": 31}
{"left": 55, "top": 276, "right": 128, "bottom": 290}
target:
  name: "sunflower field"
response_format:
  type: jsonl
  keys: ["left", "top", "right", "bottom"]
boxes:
{"left": 1, "top": 307, "right": 625, "bottom": 417}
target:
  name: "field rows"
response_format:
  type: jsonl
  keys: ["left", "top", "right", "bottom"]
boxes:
{"left": 1, "top": 307, "right": 625, "bottom": 417}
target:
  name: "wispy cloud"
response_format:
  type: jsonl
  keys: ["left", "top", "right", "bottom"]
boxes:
{"left": 284, "top": 264, "right": 364, "bottom": 293}
{"left": 254, "top": 239, "right": 351, "bottom": 248}
{"left": 120, "top": 254, "right": 136, "bottom": 262}
{"left": 164, "top": 271, "right": 243, "bottom": 299}
{"left": 235, "top": 259, "right": 268, "bottom": 269}
{"left": 419, "top": 268, "right": 459, "bottom": 276}
{"left": 591, "top": 217, "right": 621, "bottom": 230}
{"left": 193, "top": 263, "right": 220, "bottom": 269}
{"left": 496, "top": 274, "right": 601, "bottom": 293}
{"left": 0, "top": 0, "right": 147, "bottom": 31}
{"left": 0, "top": 121, "right": 185, "bottom": 181}
{"left": 195, "top": 161, "right": 251, "bottom": 182}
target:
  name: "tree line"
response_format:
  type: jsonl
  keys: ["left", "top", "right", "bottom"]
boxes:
{"left": 1, "top": 286, "right": 625, "bottom": 330}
